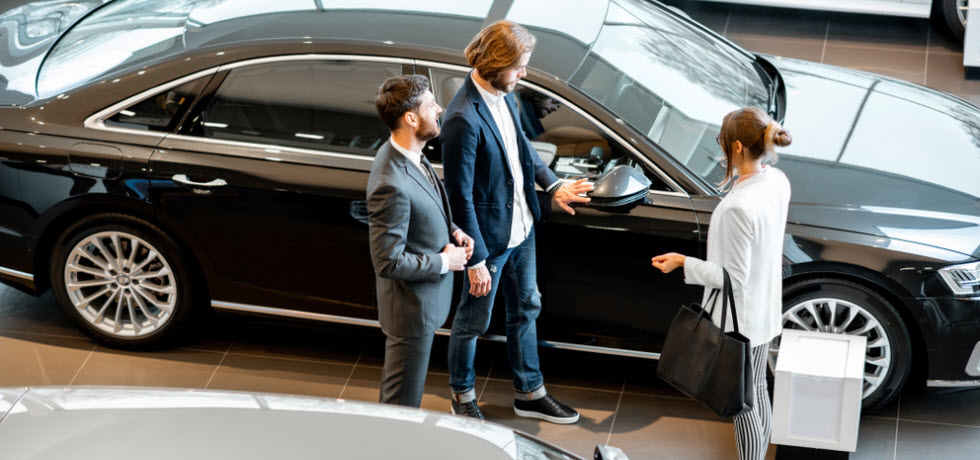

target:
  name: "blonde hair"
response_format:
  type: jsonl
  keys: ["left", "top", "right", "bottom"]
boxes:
{"left": 717, "top": 107, "right": 791, "bottom": 187}
{"left": 464, "top": 20, "right": 536, "bottom": 82}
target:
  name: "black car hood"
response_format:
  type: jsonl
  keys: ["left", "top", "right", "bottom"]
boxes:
{"left": 768, "top": 57, "right": 980, "bottom": 260}
{"left": 0, "top": 0, "right": 109, "bottom": 105}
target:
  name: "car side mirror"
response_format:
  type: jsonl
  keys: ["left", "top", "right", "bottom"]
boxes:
{"left": 587, "top": 164, "right": 650, "bottom": 212}
{"left": 594, "top": 445, "right": 630, "bottom": 460}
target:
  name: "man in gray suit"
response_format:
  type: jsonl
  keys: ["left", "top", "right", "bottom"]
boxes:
{"left": 368, "top": 75, "right": 473, "bottom": 407}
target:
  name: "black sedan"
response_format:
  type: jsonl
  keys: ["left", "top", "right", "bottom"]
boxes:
{"left": 0, "top": 0, "right": 977, "bottom": 414}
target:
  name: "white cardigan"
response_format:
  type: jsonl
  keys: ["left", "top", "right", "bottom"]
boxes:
{"left": 683, "top": 166, "right": 791, "bottom": 346}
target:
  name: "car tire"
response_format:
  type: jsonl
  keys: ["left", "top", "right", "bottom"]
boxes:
{"left": 50, "top": 214, "right": 198, "bottom": 349}
{"left": 932, "top": 0, "right": 967, "bottom": 43}
{"left": 773, "top": 278, "right": 912, "bottom": 414}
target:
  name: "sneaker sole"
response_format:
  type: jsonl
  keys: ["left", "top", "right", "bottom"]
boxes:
{"left": 514, "top": 407, "right": 580, "bottom": 424}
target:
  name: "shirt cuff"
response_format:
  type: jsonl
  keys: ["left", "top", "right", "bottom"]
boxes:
{"left": 468, "top": 259, "right": 486, "bottom": 270}
{"left": 683, "top": 256, "right": 703, "bottom": 285}
{"left": 439, "top": 252, "right": 450, "bottom": 275}
{"left": 546, "top": 180, "right": 562, "bottom": 194}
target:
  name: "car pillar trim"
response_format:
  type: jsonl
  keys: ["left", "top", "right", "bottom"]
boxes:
{"left": 415, "top": 59, "right": 688, "bottom": 196}
{"left": 0, "top": 265, "right": 33, "bottom": 281}
{"left": 211, "top": 300, "right": 662, "bottom": 360}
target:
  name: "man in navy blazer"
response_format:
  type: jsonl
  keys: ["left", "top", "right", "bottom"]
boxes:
{"left": 440, "top": 20, "right": 592, "bottom": 423}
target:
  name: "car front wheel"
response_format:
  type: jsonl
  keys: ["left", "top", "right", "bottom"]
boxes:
{"left": 932, "top": 0, "right": 967, "bottom": 42}
{"left": 771, "top": 278, "right": 912, "bottom": 414}
{"left": 50, "top": 215, "right": 196, "bottom": 348}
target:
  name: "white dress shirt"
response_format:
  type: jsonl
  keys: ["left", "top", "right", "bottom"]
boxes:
{"left": 389, "top": 138, "right": 449, "bottom": 275}
{"left": 472, "top": 75, "right": 535, "bottom": 252}
{"left": 683, "top": 166, "right": 791, "bottom": 346}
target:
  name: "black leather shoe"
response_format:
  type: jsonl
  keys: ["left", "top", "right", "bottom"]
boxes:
{"left": 451, "top": 399, "right": 486, "bottom": 420}
{"left": 514, "top": 394, "right": 580, "bottom": 424}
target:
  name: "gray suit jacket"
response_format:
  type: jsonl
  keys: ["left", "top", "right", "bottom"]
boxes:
{"left": 367, "top": 141, "right": 459, "bottom": 337}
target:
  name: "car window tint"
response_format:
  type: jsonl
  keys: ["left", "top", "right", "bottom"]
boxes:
{"left": 104, "top": 78, "right": 206, "bottom": 132}
{"left": 188, "top": 60, "right": 400, "bottom": 155}
{"left": 429, "top": 68, "right": 671, "bottom": 191}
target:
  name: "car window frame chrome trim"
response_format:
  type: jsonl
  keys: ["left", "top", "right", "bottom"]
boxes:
{"left": 212, "top": 300, "right": 661, "bottom": 360}
{"left": 416, "top": 59, "right": 688, "bottom": 198}
{"left": 84, "top": 54, "right": 687, "bottom": 194}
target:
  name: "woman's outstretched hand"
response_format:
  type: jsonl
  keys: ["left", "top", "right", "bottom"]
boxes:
{"left": 651, "top": 253, "right": 686, "bottom": 273}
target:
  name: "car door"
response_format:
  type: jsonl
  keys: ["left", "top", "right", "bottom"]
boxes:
{"left": 148, "top": 56, "right": 409, "bottom": 319}
{"left": 425, "top": 65, "right": 704, "bottom": 354}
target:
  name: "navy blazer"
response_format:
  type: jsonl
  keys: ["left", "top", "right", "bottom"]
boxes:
{"left": 440, "top": 74, "right": 559, "bottom": 266}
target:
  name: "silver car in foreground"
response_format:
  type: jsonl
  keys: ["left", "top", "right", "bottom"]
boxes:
{"left": 0, "top": 387, "right": 628, "bottom": 460}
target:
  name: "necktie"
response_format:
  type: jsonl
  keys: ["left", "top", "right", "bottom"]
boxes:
{"left": 420, "top": 156, "right": 438, "bottom": 190}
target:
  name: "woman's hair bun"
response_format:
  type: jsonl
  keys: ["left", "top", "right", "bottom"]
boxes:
{"left": 772, "top": 128, "right": 792, "bottom": 147}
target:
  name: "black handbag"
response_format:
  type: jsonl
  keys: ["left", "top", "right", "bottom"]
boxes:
{"left": 656, "top": 269, "right": 754, "bottom": 418}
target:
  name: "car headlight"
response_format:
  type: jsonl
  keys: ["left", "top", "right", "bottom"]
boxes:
{"left": 514, "top": 432, "right": 579, "bottom": 460}
{"left": 938, "top": 261, "right": 980, "bottom": 296}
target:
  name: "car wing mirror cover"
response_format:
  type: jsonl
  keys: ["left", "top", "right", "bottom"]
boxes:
{"left": 588, "top": 165, "right": 651, "bottom": 209}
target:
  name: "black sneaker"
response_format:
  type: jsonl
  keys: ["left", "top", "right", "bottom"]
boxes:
{"left": 451, "top": 399, "right": 486, "bottom": 420}
{"left": 514, "top": 394, "right": 580, "bottom": 424}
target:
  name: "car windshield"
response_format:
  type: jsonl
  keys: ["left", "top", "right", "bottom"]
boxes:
{"left": 568, "top": 0, "right": 769, "bottom": 188}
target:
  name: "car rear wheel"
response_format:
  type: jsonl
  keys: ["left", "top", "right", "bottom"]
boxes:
{"left": 771, "top": 278, "right": 912, "bottom": 413}
{"left": 50, "top": 215, "right": 197, "bottom": 348}
{"left": 932, "top": 0, "right": 967, "bottom": 43}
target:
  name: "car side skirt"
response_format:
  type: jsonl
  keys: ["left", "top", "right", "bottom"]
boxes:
{"left": 211, "top": 300, "right": 662, "bottom": 359}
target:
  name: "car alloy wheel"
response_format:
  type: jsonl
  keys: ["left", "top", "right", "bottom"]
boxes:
{"left": 63, "top": 230, "right": 178, "bottom": 338}
{"left": 772, "top": 278, "right": 911, "bottom": 413}
{"left": 769, "top": 297, "right": 891, "bottom": 399}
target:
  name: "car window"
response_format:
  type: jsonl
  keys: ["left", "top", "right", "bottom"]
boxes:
{"left": 186, "top": 60, "right": 400, "bottom": 156}
{"left": 104, "top": 77, "right": 207, "bottom": 132}
{"left": 429, "top": 67, "right": 672, "bottom": 192}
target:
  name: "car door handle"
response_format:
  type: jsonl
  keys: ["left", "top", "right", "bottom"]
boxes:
{"left": 172, "top": 174, "right": 227, "bottom": 188}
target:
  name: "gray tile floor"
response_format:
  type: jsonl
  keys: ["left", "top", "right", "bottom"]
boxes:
{"left": 2, "top": 284, "right": 979, "bottom": 460}
{"left": 3, "top": 1, "right": 980, "bottom": 459}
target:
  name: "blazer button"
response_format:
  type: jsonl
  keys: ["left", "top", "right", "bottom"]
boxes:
{"left": 507, "top": 179, "right": 514, "bottom": 185}
{"left": 507, "top": 202, "right": 513, "bottom": 209}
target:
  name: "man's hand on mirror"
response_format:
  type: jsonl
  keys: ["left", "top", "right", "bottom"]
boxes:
{"left": 553, "top": 178, "right": 593, "bottom": 215}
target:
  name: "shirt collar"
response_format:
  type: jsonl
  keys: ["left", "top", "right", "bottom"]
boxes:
{"left": 471, "top": 73, "right": 505, "bottom": 108}
{"left": 389, "top": 137, "right": 423, "bottom": 168}
{"left": 731, "top": 165, "right": 770, "bottom": 192}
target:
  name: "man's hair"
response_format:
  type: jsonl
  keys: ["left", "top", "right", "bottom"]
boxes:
{"left": 375, "top": 75, "right": 430, "bottom": 131}
{"left": 464, "top": 20, "right": 536, "bottom": 82}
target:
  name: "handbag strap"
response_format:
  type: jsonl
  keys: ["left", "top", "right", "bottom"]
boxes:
{"left": 721, "top": 269, "right": 741, "bottom": 333}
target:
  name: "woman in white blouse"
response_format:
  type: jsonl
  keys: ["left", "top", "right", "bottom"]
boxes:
{"left": 651, "top": 107, "right": 792, "bottom": 460}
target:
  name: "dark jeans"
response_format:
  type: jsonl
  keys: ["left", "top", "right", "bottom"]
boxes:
{"left": 448, "top": 232, "right": 543, "bottom": 394}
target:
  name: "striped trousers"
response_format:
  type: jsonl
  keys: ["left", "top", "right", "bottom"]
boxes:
{"left": 734, "top": 343, "right": 772, "bottom": 460}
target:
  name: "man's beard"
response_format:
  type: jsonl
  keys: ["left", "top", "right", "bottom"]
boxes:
{"left": 416, "top": 118, "right": 440, "bottom": 142}
{"left": 491, "top": 74, "right": 518, "bottom": 93}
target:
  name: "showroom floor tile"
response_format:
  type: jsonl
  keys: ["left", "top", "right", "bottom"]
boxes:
{"left": 3, "top": 283, "right": 980, "bottom": 459}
